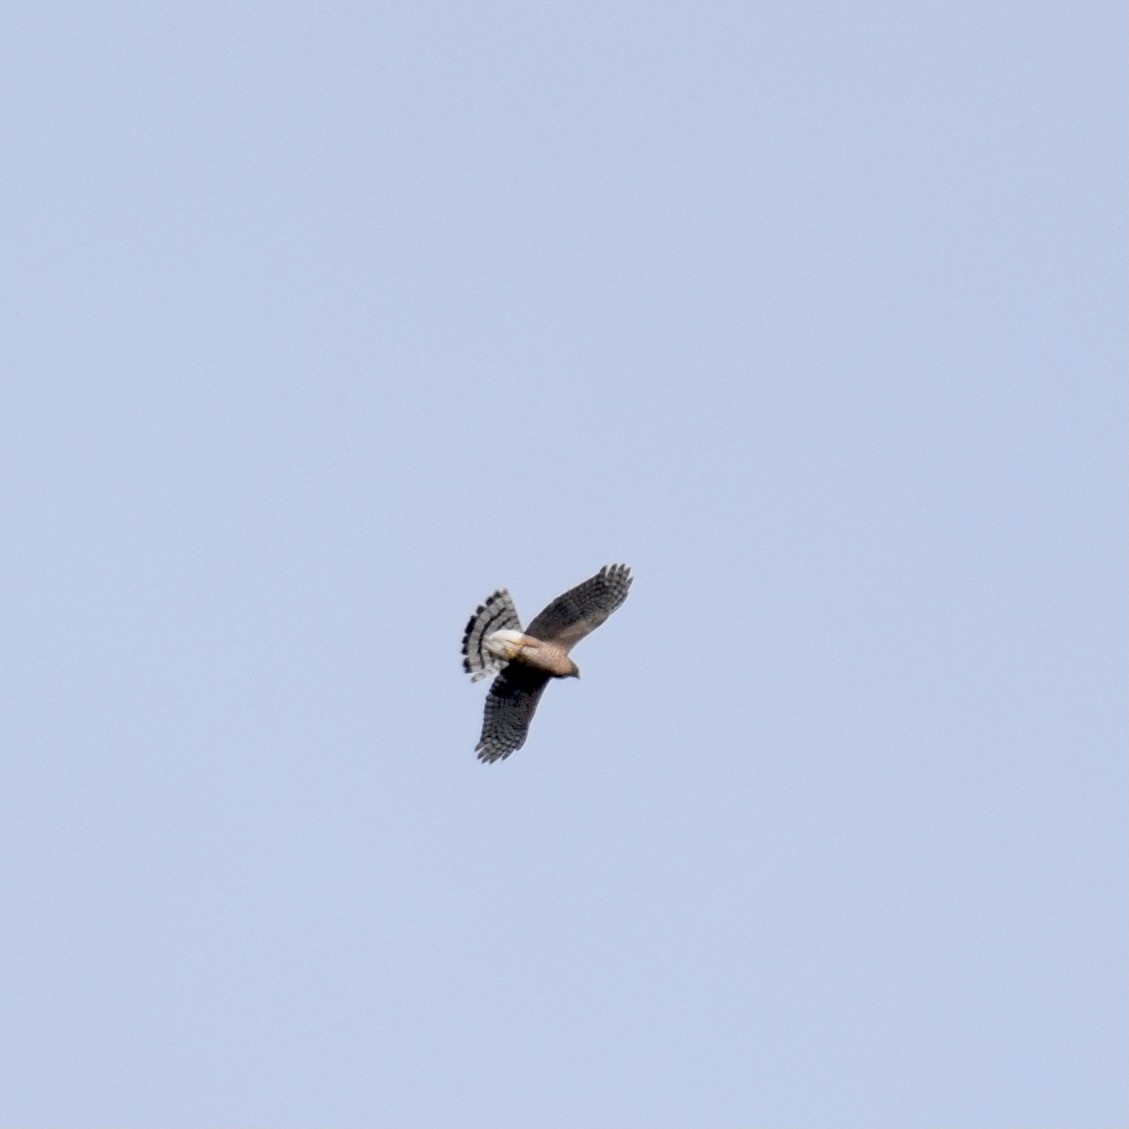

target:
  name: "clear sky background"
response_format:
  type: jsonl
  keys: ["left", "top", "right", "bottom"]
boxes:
{"left": 1, "top": 4, "right": 1125, "bottom": 1128}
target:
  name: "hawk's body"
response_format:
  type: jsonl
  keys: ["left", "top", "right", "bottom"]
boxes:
{"left": 462, "top": 564, "right": 633, "bottom": 763}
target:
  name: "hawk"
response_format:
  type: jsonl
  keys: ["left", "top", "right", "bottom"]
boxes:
{"left": 461, "top": 564, "right": 633, "bottom": 763}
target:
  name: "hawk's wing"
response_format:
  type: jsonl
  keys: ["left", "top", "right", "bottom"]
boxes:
{"left": 476, "top": 664, "right": 551, "bottom": 763}
{"left": 525, "top": 563, "right": 633, "bottom": 651}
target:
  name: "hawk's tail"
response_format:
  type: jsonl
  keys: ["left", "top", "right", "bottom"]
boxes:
{"left": 462, "top": 589, "right": 521, "bottom": 682}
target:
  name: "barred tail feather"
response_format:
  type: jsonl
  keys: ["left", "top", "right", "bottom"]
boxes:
{"left": 461, "top": 589, "right": 522, "bottom": 681}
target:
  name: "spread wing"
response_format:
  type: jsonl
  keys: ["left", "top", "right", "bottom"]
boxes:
{"left": 525, "top": 563, "right": 633, "bottom": 652}
{"left": 475, "top": 664, "right": 551, "bottom": 763}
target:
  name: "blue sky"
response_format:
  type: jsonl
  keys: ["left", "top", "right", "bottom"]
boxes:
{"left": 2, "top": 4, "right": 1125, "bottom": 1127}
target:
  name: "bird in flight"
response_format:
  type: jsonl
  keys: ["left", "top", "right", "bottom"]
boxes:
{"left": 462, "top": 564, "right": 633, "bottom": 763}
